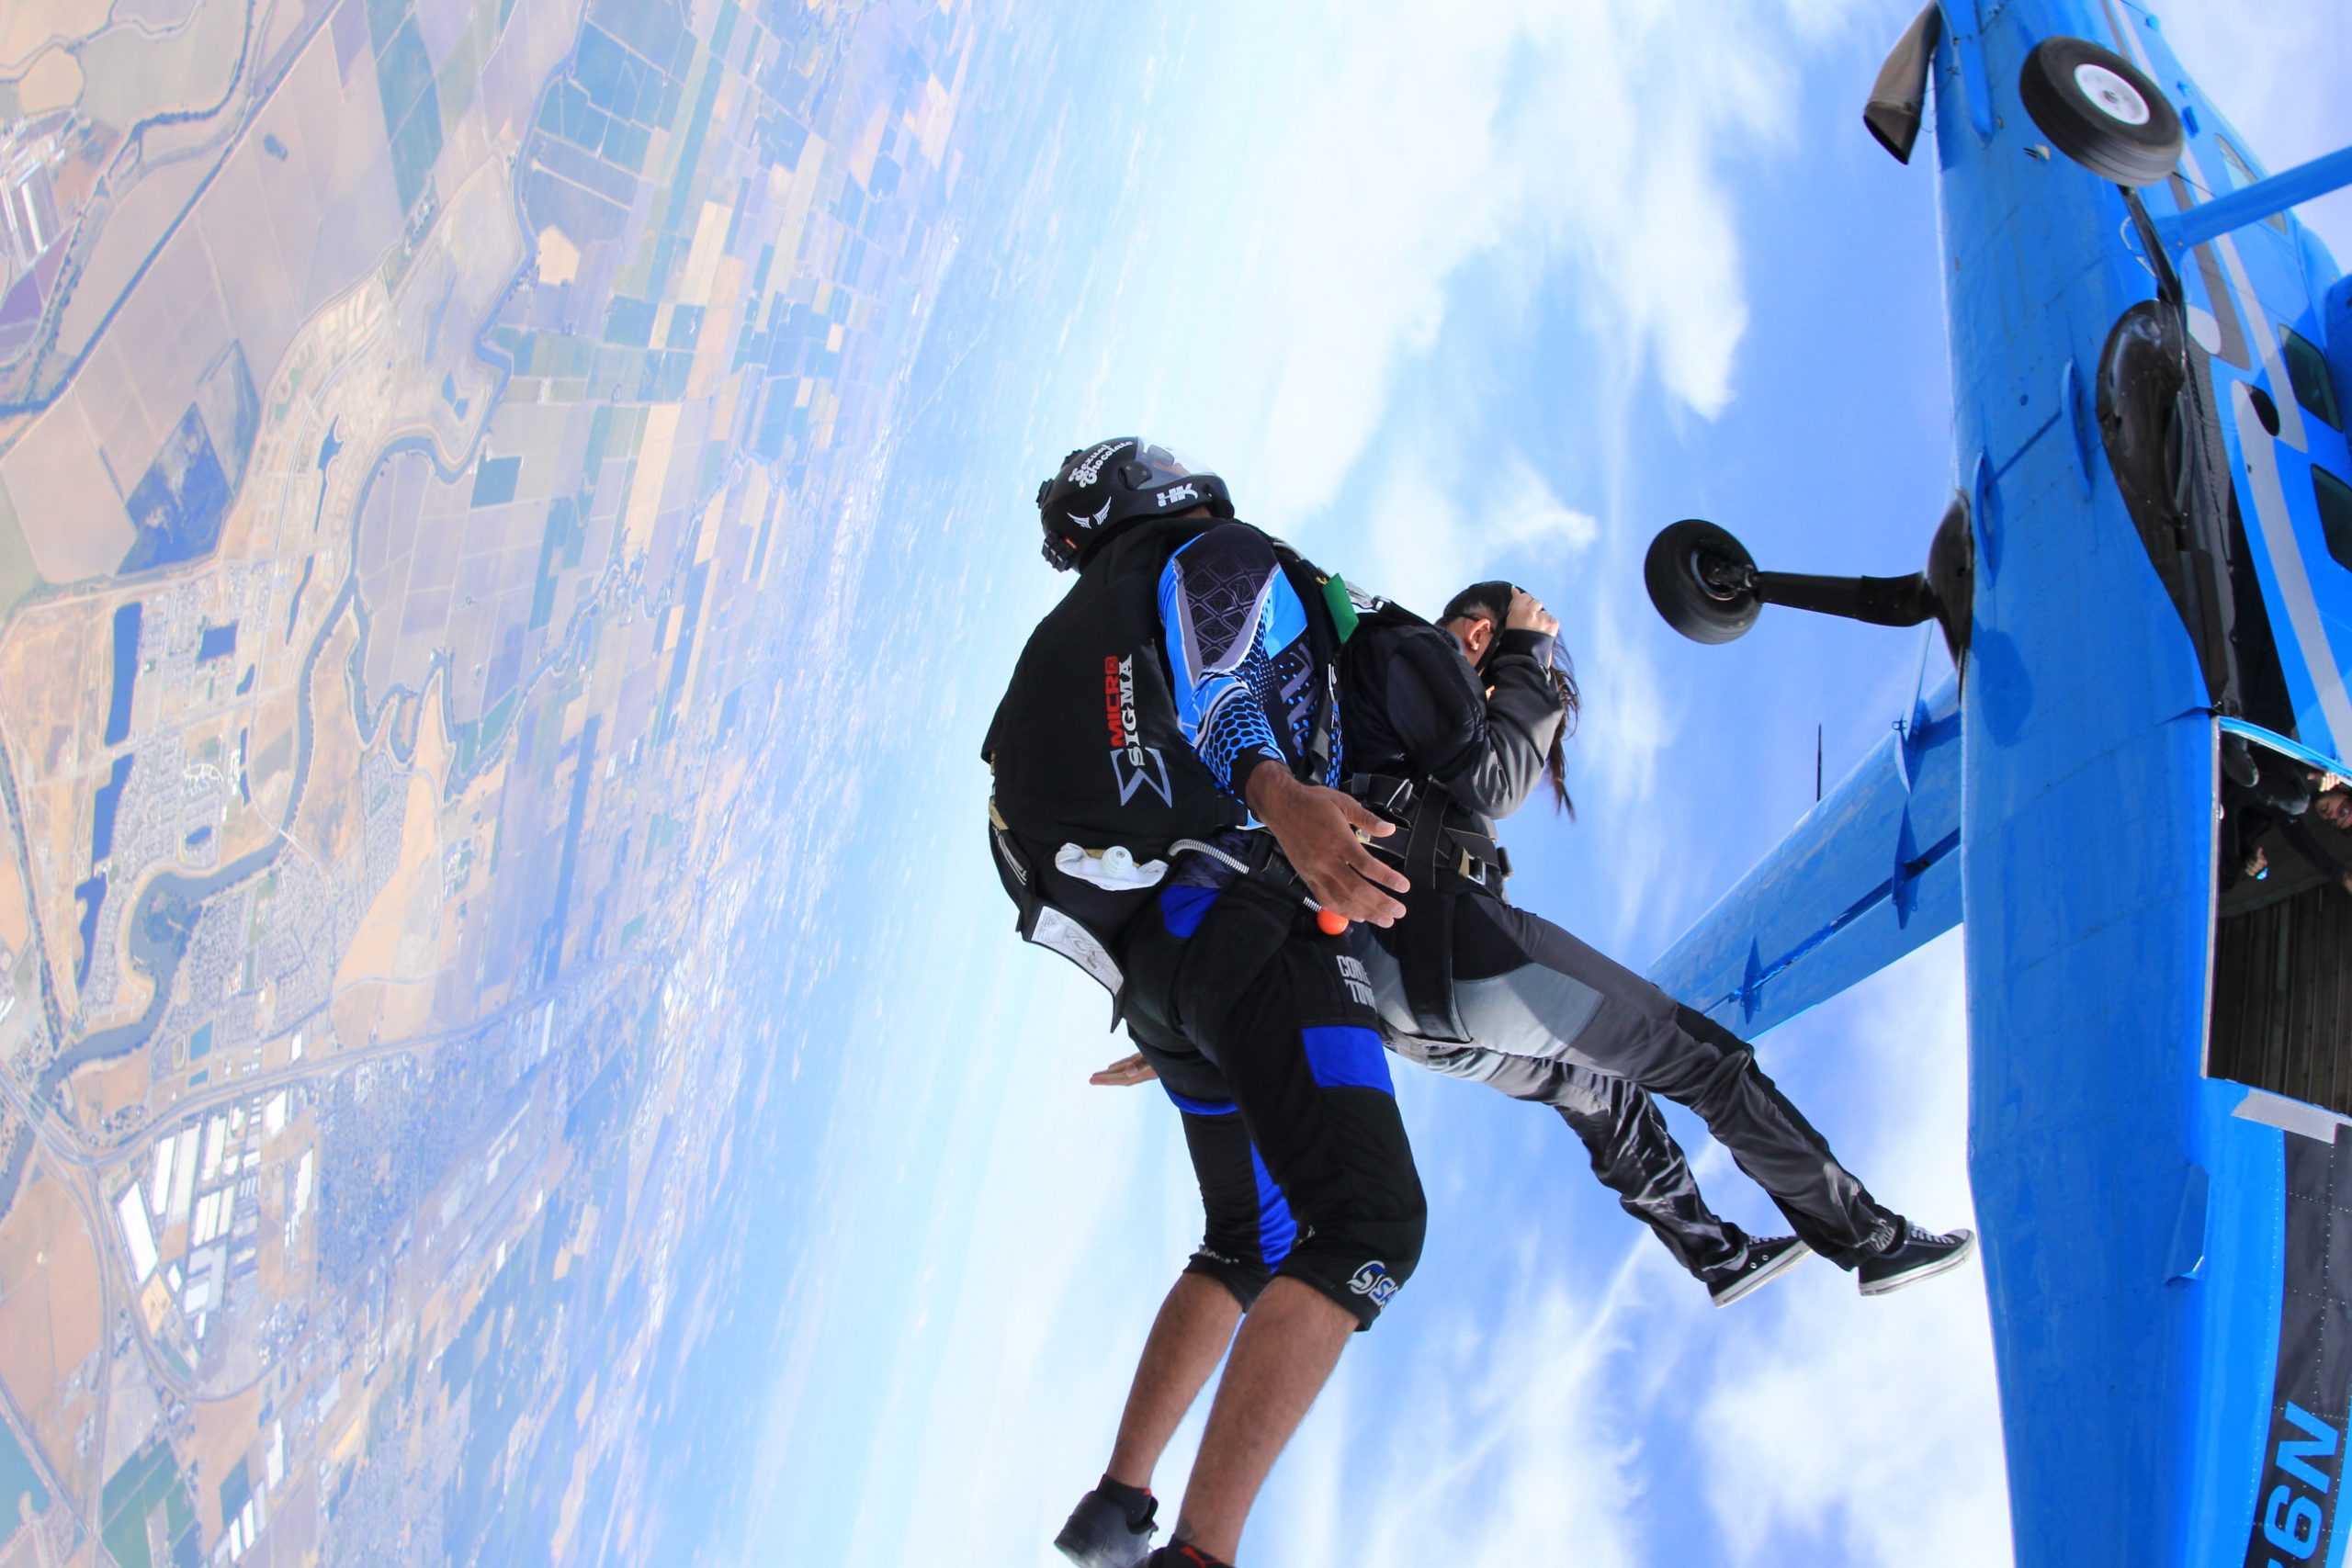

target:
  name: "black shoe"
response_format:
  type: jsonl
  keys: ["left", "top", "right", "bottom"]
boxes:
{"left": 1144, "top": 1547, "right": 1231, "bottom": 1568}
{"left": 1056, "top": 1486, "right": 1158, "bottom": 1568}
{"left": 1857, "top": 1224, "right": 1978, "bottom": 1296}
{"left": 1703, "top": 1234, "right": 1812, "bottom": 1308}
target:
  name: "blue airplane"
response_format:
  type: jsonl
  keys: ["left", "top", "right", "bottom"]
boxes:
{"left": 1635, "top": 3, "right": 2352, "bottom": 1562}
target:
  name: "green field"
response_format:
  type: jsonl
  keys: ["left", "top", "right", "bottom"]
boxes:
{"left": 99, "top": 1439, "right": 195, "bottom": 1568}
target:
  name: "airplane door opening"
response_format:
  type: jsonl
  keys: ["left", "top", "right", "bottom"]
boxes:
{"left": 2211, "top": 731, "right": 2352, "bottom": 1118}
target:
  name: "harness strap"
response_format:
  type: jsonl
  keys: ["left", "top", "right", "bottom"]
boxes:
{"left": 1347, "top": 776, "right": 1512, "bottom": 886}
{"left": 1340, "top": 775, "right": 1517, "bottom": 1043}
{"left": 1392, "top": 788, "right": 1470, "bottom": 1042}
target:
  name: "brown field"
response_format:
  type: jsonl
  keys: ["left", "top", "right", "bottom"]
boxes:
{"left": 0, "top": 0, "right": 112, "bottom": 63}
{"left": 15, "top": 49, "right": 80, "bottom": 118}
{"left": 0, "top": 601, "right": 95, "bottom": 784}
{"left": 75, "top": 0, "right": 243, "bottom": 141}
{"left": 327, "top": 979, "right": 403, "bottom": 1053}
{"left": 288, "top": 606, "right": 365, "bottom": 871}
{"left": 187, "top": 1379, "right": 263, "bottom": 1544}
{"left": 620, "top": 404, "right": 678, "bottom": 557}
{"left": 70, "top": 339, "right": 168, "bottom": 508}
{"left": 0, "top": 1163, "right": 102, "bottom": 1501}
{"left": 81, "top": 261, "right": 236, "bottom": 482}
{"left": 44, "top": 151, "right": 210, "bottom": 416}
{"left": 333, "top": 677, "right": 452, "bottom": 1026}
{"left": 0, "top": 833, "right": 27, "bottom": 959}
{"left": 260, "top": 1473, "right": 318, "bottom": 1562}
{"left": 243, "top": 681, "right": 302, "bottom": 831}
{"left": 0, "top": 479, "right": 40, "bottom": 615}
{"left": 549, "top": 1425, "right": 598, "bottom": 1562}
{"left": 536, "top": 226, "right": 581, "bottom": 287}
{"left": 64, "top": 1050, "right": 147, "bottom": 1127}
{"left": 0, "top": 395, "right": 129, "bottom": 584}
{"left": 21, "top": 782, "right": 85, "bottom": 1020}
{"left": 0, "top": 600, "right": 108, "bottom": 1009}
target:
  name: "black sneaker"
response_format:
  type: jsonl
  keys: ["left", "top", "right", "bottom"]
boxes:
{"left": 1857, "top": 1224, "right": 1978, "bottom": 1297}
{"left": 1703, "top": 1235, "right": 1812, "bottom": 1308}
{"left": 1056, "top": 1485, "right": 1158, "bottom": 1568}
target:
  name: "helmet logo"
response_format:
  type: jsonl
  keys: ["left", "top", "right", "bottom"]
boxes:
{"left": 1069, "top": 495, "right": 1114, "bottom": 530}
{"left": 1156, "top": 482, "right": 1199, "bottom": 509}
{"left": 1069, "top": 439, "right": 1133, "bottom": 489}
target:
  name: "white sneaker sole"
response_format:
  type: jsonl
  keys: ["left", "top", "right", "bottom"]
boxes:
{"left": 1857, "top": 1229, "right": 1979, "bottom": 1297}
{"left": 1710, "top": 1239, "right": 1815, "bottom": 1308}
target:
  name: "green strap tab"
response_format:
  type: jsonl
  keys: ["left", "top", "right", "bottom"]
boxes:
{"left": 1320, "top": 574, "right": 1360, "bottom": 644}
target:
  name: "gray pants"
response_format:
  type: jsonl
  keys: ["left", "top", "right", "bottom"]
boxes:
{"left": 1366, "top": 891, "right": 1901, "bottom": 1269}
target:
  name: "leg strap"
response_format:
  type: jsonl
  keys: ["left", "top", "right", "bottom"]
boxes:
{"left": 1396, "top": 790, "right": 1471, "bottom": 1043}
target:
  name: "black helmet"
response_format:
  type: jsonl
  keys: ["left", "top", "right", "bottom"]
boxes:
{"left": 1035, "top": 438, "right": 1233, "bottom": 570}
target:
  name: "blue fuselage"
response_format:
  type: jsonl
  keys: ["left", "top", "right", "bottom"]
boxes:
{"left": 1937, "top": 3, "right": 2352, "bottom": 1562}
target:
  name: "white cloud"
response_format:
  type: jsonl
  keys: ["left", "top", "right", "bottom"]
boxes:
{"left": 1356, "top": 444, "right": 1599, "bottom": 608}
{"left": 1331, "top": 1254, "right": 1670, "bottom": 1568}
{"left": 1488, "top": 455, "right": 1602, "bottom": 558}
{"left": 1075, "top": 0, "right": 1853, "bottom": 529}
{"left": 1566, "top": 581, "right": 1679, "bottom": 931}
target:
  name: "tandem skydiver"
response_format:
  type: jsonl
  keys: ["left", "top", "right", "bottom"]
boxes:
{"left": 1091, "top": 576, "right": 1977, "bottom": 1319}
{"left": 984, "top": 438, "right": 1422, "bottom": 1568}
{"left": 1331, "top": 577, "right": 1976, "bottom": 1298}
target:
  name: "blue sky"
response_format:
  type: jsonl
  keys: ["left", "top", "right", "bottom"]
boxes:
{"left": 722, "top": 3, "right": 2352, "bottom": 1563}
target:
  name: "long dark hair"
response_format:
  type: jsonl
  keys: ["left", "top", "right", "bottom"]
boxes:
{"left": 1442, "top": 580, "right": 1579, "bottom": 817}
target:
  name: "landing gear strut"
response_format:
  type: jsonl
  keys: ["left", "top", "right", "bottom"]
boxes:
{"left": 1644, "top": 497, "right": 1974, "bottom": 671}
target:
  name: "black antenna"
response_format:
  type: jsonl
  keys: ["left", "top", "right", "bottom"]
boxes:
{"left": 1815, "top": 724, "right": 1824, "bottom": 803}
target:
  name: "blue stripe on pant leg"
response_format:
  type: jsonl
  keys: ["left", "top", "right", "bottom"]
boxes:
{"left": 1163, "top": 1087, "right": 1237, "bottom": 1116}
{"left": 1301, "top": 1025, "right": 1393, "bottom": 1092}
{"left": 1159, "top": 885, "right": 1222, "bottom": 939}
{"left": 1250, "top": 1145, "right": 1296, "bottom": 1267}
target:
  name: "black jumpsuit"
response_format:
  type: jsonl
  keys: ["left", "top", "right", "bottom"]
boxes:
{"left": 1109, "top": 522, "right": 1427, "bottom": 1325}
{"left": 1343, "top": 617, "right": 1904, "bottom": 1273}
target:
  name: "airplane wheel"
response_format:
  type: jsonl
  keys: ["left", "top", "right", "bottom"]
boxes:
{"left": 2018, "top": 37, "right": 2184, "bottom": 187}
{"left": 1645, "top": 519, "right": 1760, "bottom": 644}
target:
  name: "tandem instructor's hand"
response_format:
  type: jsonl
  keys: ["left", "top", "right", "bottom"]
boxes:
{"left": 1090, "top": 1052, "right": 1159, "bottom": 1087}
{"left": 1245, "top": 764, "right": 1409, "bottom": 927}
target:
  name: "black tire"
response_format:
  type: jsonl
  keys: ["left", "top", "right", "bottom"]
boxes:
{"left": 1645, "top": 519, "right": 1761, "bottom": 645}
{"left": 2018, "top": 37, "right": 2184, "bottom": 187}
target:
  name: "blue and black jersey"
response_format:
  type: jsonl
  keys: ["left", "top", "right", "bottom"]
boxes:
{"left": 1158, "top": 523, "right": 1345, "bottom": 810}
